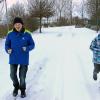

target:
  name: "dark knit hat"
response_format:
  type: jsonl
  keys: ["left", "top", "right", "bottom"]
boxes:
{"left": 13, "top": 17, "right": 24, "bottom": 25}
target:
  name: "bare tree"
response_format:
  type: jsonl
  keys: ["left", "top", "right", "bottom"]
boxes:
{"left": 55, "top": 0, "right": 73, "bottom": 25}
{"left": 87, "top": 0, "right": 100, "bottom": 31}
{"left": 87, "top": 0, "right": 96, "bottom": 18}
{"left": 81, "top": 0, "right": 85, "bottom": 19}
{"left": 55, "top": 0, "right": 67, "bottom": 19}
{"left": 8, "top": 2, "right": 25, "bottom": 23}
{"left": 44, "top": 0, "right": 55, "bottom": 27}
{"left": 68, "top": 0, "right": 73, "bottom": 24}
{"left": 28, "top": 0, "right": 55, "bottom": 33}
{"left": 73, "top": 0, "right": 87, "bottom": 25}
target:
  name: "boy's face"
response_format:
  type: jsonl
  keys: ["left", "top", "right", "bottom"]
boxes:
{"left": 14, "top": 23, "right": 23, "bottom": 32}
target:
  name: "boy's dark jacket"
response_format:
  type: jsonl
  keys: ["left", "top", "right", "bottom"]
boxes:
{"left": 5, "top": 28, "right": 35, "bottom": 65}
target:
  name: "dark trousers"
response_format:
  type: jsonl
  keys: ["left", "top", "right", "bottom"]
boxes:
{"left": 94, "top": 63, "right": 100, "bottom": 73}
{"left": 10, "top": 64, "right": 28, "bottom": 91}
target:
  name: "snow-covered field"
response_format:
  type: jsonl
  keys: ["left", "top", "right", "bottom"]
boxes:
{"left": 0, "top": 26, "right": 100, "bottom": 100}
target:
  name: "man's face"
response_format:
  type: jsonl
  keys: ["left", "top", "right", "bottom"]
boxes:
{"left": 14, "top": 23, "right": 23, "bottom": 32}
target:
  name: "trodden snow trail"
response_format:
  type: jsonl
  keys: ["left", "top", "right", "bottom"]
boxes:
{"left": 72, "top": 30, "right": 100, "bottom": 100}
{"left": 2, "top": 58, "right": 49, "bottom": 100}
{"left": 56, "top": 34, "right": 91, "bottom": 100}
{"left": 1, "top": 26, "right": 99, "bottom": 100}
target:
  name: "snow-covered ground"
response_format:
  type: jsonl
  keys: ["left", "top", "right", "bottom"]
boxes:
{"left": 0, "top": 26, "right": 100, "bottom": 100}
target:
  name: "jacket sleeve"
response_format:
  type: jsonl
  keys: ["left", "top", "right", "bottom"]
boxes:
{"left": 90, "top": 37, "right": 100, "bottom": 52}
{"left": 5, "top": 34, "right": 11, "bottom": 53}
{"left": 26, "top": 34, "right": 35, "bottom": 52}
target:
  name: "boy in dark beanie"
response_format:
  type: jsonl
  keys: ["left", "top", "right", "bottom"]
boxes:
{"left": 13, "top": 17, "right": 24, "bottom": 25}
{"left": 5, "top": 17, "right": 35, "bottom": 98}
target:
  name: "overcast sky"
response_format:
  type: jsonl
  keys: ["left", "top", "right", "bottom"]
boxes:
{"left": 6, "top": 0, "right": 28, "bottom": 7}
{"left": 6, "top": 0, "right": 82, "bottom": 7}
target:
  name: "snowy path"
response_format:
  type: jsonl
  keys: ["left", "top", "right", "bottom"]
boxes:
{"left": 58, "top": 33, "right": 91, "bottom": 100}
{"left": 1, "top": 26, "right": 100, "bottom": 100}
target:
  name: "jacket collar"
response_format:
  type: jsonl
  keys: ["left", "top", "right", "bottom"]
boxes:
{"left": 13, "top": 27, "right": 25, "bottom": 33}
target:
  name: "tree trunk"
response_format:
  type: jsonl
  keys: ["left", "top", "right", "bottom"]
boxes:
{"left": 47, "top": 17, "right": 49, "bottom": 27}
{"left": 96, "top": 0, "right": 99, "bottom": 32}
{"left": 39, "top": 17, "right": 42, "bottom": 33}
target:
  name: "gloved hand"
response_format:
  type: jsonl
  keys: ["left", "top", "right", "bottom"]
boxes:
{"left": 8, "top": 49, "right": 12, "bottom": 54}
{"left": 22, "top": 47, "right": 27, "bottom": 51}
